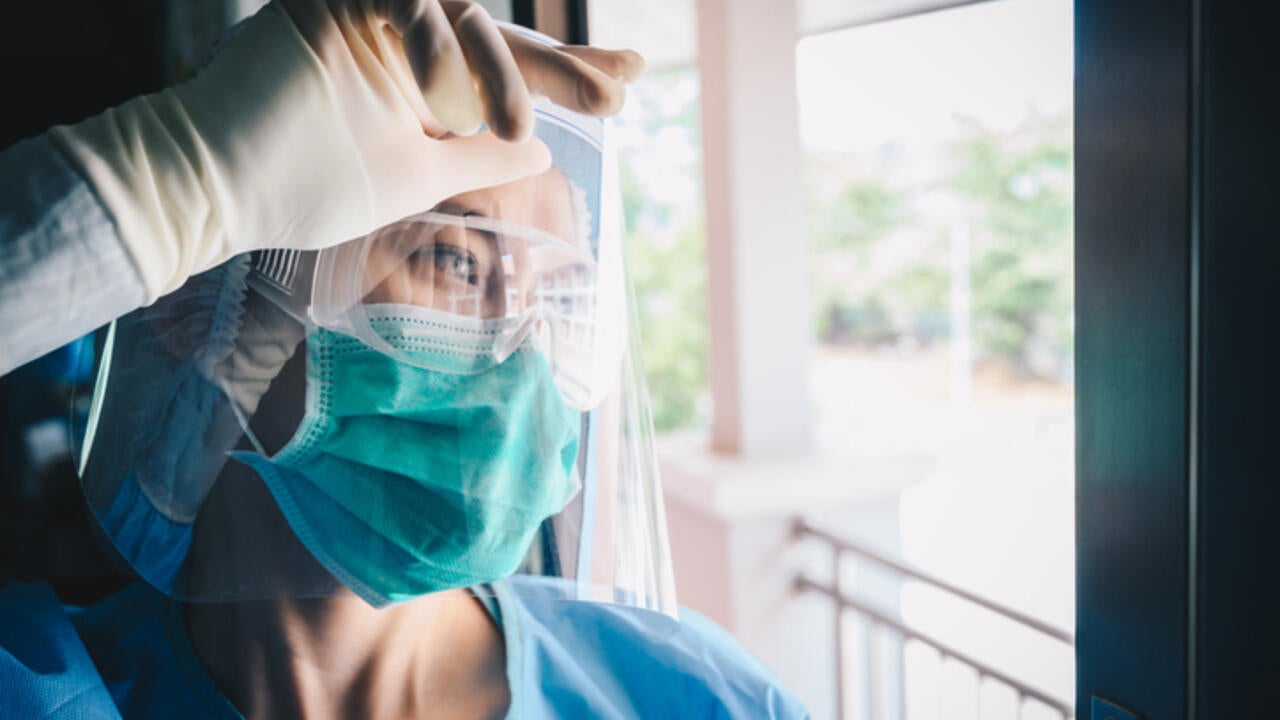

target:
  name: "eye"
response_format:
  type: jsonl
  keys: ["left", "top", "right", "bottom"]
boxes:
{"left": 409, "top": 244, "right": 479, "bottom": 285}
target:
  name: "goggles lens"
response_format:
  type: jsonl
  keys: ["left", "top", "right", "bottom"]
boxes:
{"left": 305, "top": 211, "right": 616, "bottom": 411}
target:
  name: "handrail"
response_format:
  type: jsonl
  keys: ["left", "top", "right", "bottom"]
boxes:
{"left": 796, "top": 576, "right": 1074, "bottom": 718}
{"left": 794, "top": 519, "right": 1074, "bottom": 645}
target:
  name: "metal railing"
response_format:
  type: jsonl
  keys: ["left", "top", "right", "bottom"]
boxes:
{"left": 794, "top": 519, "right": 1075, "bottom": 720}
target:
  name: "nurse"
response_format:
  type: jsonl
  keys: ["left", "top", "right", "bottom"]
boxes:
{"left": 0, "top": 5, "right": 808, "bottom": 715}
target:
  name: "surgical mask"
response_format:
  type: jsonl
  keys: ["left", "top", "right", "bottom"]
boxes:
{"left": 233, "top": 312, "right": 582, "bottom": 606}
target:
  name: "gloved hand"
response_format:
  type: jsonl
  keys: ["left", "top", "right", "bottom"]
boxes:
{"left": 48, "top": 0, "right": 643, "bottom": 303}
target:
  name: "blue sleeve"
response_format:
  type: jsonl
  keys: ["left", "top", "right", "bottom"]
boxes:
{"left": 0, "top": 135, "right": 146, "bottom": 376}
{"left": 0, "top": 582, "right": 121, "bottom": 720}
{"left": 498, "top": 578, "right": 810, "bottom": 719}
{"left": 675, "top": 609, "right": 812, "bottom": 720}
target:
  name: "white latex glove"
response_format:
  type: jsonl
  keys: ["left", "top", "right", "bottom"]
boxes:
{"left": 48, "top": 0, "right": 642, "bottom": 303}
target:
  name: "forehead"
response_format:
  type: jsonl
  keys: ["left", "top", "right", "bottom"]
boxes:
{"left": 437, "top": 167, "right": 576, "bottom": 240}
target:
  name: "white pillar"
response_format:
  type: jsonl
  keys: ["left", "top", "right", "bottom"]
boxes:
{"left": 666, "top": 1, "right": 836, "bottom": 715}
{"left": 697, "top": 0, "right": 811, "bottom": 457}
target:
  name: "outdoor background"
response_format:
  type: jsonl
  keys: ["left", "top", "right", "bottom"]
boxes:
{"left": 595, "top": 0, "right": 1075, "bottom": 716}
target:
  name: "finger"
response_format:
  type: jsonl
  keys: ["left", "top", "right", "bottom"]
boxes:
{"left": 557, "top": 45, "right": 645, "bottom": 83}
{"left": 446, "top": 3, "right": 535, "bottom": 141}
{"left": 431, "top": 133, "right": 552, "bottom": 197}
{"left": 500, "top": 33, "right": 629, "bottom": 116}
{"left": 386, "top": 0, "right": 484, "bottom": 135}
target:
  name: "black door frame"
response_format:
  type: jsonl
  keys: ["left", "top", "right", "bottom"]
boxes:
{"left": 1076, "top": 0, "right": 1280, "bottom": 717}
{"left": 512, "top": 0, "right": 589, "bottom": 44}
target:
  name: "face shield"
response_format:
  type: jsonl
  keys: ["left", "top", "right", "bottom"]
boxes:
{"left": 71, "top": 89, "right": 677, "bottom": 618}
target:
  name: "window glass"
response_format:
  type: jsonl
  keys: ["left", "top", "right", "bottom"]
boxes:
{"left": 799, "top": 0, "right": 1075, "bottom": 709}
{"left": 591, "top": 0, "right": 707, "bottom": 432}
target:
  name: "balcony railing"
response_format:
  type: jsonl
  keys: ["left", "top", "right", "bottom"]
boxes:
{"left": 794, "top": 519, "right": 1075, "bottom": 720}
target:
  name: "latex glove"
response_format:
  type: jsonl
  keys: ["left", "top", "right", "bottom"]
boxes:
{"left": 286, "top": 0, "right": 642, "bottom": 140}
{"left": 48, "top": 0, "right": 642, "bottom": 304}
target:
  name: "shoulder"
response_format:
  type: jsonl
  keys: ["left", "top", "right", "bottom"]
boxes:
{"left": 65, "top": 580, "right": 170, "bottom": 681}
{"left": 66, "top": 582, "right": 237, "bottom": 719}
{"left": 0, "top": 581, "right": 120, "bottom": 719}
{"left": 497, "top": 577, "right": 809, "bottom": 719}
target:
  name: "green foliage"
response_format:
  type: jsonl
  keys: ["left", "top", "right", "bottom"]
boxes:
{"left": 808, "top": 113, "right": 1073, "bottom": 381}
{"left": 625, "top": 75, "right": 1074, "bottom": 434}
{"left": 950, "top": 119, "right": 1074, "bottom": 377}
{"left": 616, "top": 68, "right": 709, "bottom": 431}
{"left": 811, "top": 181, "right": 909, "bottom": 256}
{"left": 626, "top": 219, "right": 708, "bottom": 431}
{"left": 808, "top": 177, "right": 930, "bottom": 347}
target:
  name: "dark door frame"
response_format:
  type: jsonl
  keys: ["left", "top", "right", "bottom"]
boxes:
{"left": 512, "top": 0, "right": 589, "bottom": 44}
{"left": 1076, "top": 0, "right": 1280, "bottom": 717}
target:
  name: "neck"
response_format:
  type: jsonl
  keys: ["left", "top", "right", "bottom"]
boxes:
{"left": 184, "top": 589, "right": 510, "bottom": 720}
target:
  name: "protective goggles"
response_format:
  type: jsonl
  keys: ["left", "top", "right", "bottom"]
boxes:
{"left": 250, "top": 207, "right": 624, "bottom": 412}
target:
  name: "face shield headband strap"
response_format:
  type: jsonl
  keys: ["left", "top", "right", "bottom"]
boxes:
{"left": 247, "top": 248, "right": 312, "bottom": 324}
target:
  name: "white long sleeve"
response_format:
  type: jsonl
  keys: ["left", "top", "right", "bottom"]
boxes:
{"left": 0, "top": 134, "right": 146, "bottom": 375}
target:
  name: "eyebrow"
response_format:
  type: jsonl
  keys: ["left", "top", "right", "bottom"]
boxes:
{"left": 428, "top": 204, "right": 503, "bottom": 287}
{"left": 435, "top": 200, "right": 492, "bottom": 220}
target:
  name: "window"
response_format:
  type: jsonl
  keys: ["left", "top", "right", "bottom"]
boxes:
{"left": 587, "top": 1, "right": 1076, "bottom": 713}
{"left": 799, "top": 0, "right": 1075, "bottom": 712}
{"left": 590, "top": 0, "right": 709, "bottom": 432}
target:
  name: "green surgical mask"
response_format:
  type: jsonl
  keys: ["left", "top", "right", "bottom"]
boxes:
{"left": 235, "top": 321, "right": 582, "bottom": 606}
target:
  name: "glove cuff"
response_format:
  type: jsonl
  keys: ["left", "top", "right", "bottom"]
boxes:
{"left": 49, "top": 3, "right": 373, "bottom": 303}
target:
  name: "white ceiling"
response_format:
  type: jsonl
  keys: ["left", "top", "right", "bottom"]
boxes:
{"left": 586, "top": 0, "right": 995, "bottom": 72}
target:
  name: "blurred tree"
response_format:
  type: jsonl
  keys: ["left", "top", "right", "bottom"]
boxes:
{"left": 949, "top": 115, "right": 1073, "bottom": 379}
{"left": 812, "top": 181, "right": 908, "bottom": 256}
{"left": 807, "top": 175, "right": 913, "bottom": 345}
{"left": 626, "top": 219, "right": 708, "bottom": 431}
{"left": 616, "top": 68, "right": 710, "bottom": 431}
{"left": 806, "top": 112, "right": 1072, "bottom": 383}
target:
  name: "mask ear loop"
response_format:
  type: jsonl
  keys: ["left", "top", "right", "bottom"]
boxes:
{"left": 232, "top": 247, "right": 314, "bottom": 458}
{"left": 493, "top": 310, "right": 543, "bottom": 364}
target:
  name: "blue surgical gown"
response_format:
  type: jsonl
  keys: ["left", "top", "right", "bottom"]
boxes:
{"left": 0, "top": 123, "right": 808, "bottom": 720}
{"left": 0, "top": 579, "right": 807, "bottom": 719}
